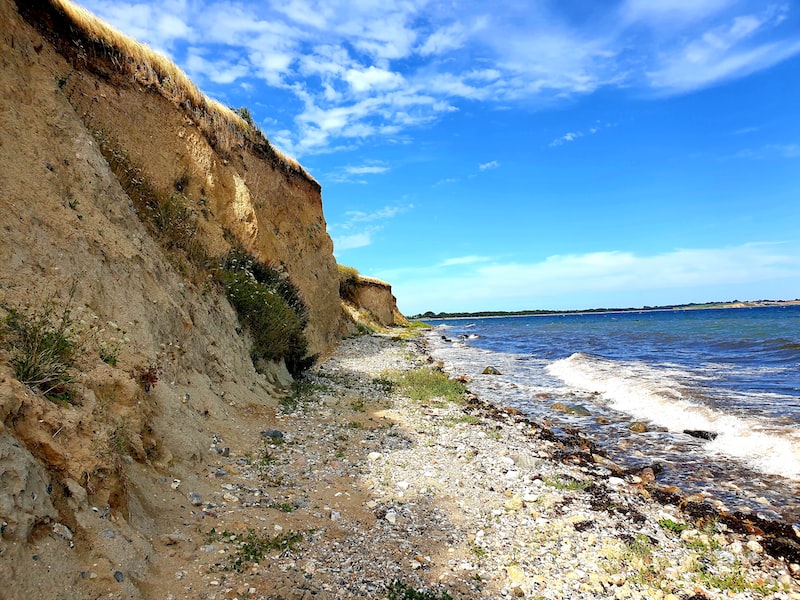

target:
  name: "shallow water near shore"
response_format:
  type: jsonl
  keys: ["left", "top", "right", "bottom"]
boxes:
{"left": 425, "top": 305, "right": 800, "bottom": 523}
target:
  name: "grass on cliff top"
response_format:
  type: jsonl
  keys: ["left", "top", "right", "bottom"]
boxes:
{"left": 45, "top": 0, "right": 310, "bottom": 178}
{"left": 338, "top": 263, "right": 360, "bottom": 303}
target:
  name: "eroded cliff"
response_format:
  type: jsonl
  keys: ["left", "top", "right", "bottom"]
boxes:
{"left": 0, "top": 0, "right": 354, "bottom": 595}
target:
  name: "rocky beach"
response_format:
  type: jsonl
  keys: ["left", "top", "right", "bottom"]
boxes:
{"left": 104, "top": 331, "right": 800, "bottom": 600}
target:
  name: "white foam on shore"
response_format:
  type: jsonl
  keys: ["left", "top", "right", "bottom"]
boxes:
{"left": 547, "top": 353, "right": 800, "bottom": 480}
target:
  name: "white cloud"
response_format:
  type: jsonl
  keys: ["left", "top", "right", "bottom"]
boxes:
{"left": 550, "top": 131, "right": 584, "bottom": 147}
{"left": 78, "top": 0, "right": 800, "bottom": 155}
{"left": 647, "top": 10, "right": 800, "bottom": 92}
{"left": 479, "top": 160, "right": 499, "bottom": 171}
{"left": 333, "top": 231, "right": 375, "bottom": 251}
{"left": 419, "top": 22, "right": 469, "bottom": 56}
{"left": 345, "top": 165, "right": 390, "bottom": 175}
{"left": 438, "top": 256, "right": 492, "bottom": 267}
{"left": 344, "top": 66, "right": 404, "bottom": 93}
{"left": 765, "top": 144, "right": 800, "bottom": 158}
{"left": 387, "top": 243, "right": 800, "bottom": 314}
{"left": 185, "top": 51, "right": 250, "bottom": 84}
{"left": 345, "top": 204, "right": 412, "bottom": 222}
{"left": 329, "top": 203, "right": 413, "bottom": 254}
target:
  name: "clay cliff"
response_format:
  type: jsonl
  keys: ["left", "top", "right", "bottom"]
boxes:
{"left": 0, "top": 0, "right": 401, "bottom": 595}
{"left": 347, "top": 277, "right": 408, "bottom": 328}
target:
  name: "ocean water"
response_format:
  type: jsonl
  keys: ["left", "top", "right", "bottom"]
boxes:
{"left": 424, "top": 305, "right": 800, "bottom": 523}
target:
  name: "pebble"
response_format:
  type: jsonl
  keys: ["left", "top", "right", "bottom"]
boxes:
{"left": 171, "top": 333, "right": 800, "bottom": 600}
{"left": 188, "top": 492, "right": 203, "bottom": 506}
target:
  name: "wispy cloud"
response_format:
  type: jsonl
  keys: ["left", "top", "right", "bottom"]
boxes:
{"left": 329, "top": 203, "right": 413, "bottom": 255}
{"left": 550, "top": 132, "right": 584, "bottom": 147}
{"left": 78, "top": 0, "right": 800, "bottom": 155}
{"left": 345, "top": 164, "right": 391, "bottom": 175}
{"left": 550, "top": 121, "right": 616, "bottom": 147}
{"left": 438, "top": 256, "right": 492, "bottom": 267}
{"left": 383, "top": 242, "right": 800, "bottom": 314}
{"left": 478, "top": 160, "right": 499, "bottom": 171}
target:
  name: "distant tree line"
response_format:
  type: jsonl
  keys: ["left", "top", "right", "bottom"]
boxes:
{"left": 410, "top": 299, "right": 796, "bottom": 320}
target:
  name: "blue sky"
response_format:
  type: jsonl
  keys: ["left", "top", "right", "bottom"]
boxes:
{"left": 76, "top": 0, "right": 800, "bottom": 315}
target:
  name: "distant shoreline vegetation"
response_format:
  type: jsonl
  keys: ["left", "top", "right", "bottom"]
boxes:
{"left": 411, "top": 299, "right": 800, "bottom": 321}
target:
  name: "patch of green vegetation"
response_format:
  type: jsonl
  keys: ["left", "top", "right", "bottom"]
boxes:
{"left": 218, "top": 249, "right": 314, "bottom": 378}
{"left": 268, "top": 501, "right": 295, "bottom": 513}
{"left": 444, "top": 414, "right": 482, "bottom": 426}
{"left": 386, "top": 368, "right": 467, "bottom": 405}
{"left": 386, "top": 581, "right": 453, "bottom": 600}
{"left": 205, "top": 528, "right": 304, "bottom": 572}
{"left": 393, "top": 320, "right": 432, "bottom": 339}
{"left": 543, "top": 475, "right": 590, "bottom": 491}
{"left": 107, "top": 419, "right": 132, "bottom": 455}
{"left": 469, "top": 542, "right": 488, "bottom": 558}
{"left": 337, "top": 264, "right": 360, "bottom": 302}
{"left": 280, "top": 377, "right": 328, "bottom": 412}
{"left": 350, "top": 396, "right": 367, "bottom": 412}
{"left": 372, "top": 376, "right": 395, "bottom": 393}
{"left": 93, "top": 131, "right": 315, "bottom": 378}
{"left": 693, "top": 560, "right": 778, "bottom": 595}
{"left": 658, "top": 518, "right": 689, "bottom": 535}
{"left": 347, "top": 421, "right": 364, "bottom": 429}
{"left": 93, "top": 130, "right": 208, "bottom": 274}
{"left": 1, "top": 284, "right": 81, "bottom": 402}
{"left": 682, "top": 519, "right": 723, "bottom": 551}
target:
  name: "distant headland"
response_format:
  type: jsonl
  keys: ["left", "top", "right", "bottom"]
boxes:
{"left": 412, "top": 299, "right": 800, "bottom": 320}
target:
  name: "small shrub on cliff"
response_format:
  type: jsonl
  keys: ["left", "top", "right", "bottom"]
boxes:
{"left": 337, "top": 264, "right": 360, "bottom": 302}
{"left": 0, "top": 285, "right": 80, "bottom": 402}
{"left": 222, "top": 249, "right": 309, "bottom": 327}
{"left": 218, "top": 251, "right": 315, "bottom": 377}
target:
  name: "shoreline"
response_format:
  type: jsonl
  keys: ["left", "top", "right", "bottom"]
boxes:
{"left": 136, "top": 331, "right": 800, "bottom": 600}
{"left": 416, "top": 299, "right": 800, "bottom": 321}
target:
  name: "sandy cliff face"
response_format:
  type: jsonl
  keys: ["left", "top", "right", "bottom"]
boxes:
{"left": 0, "top": 0, "right": 347, "bottom": 595}
{"left": 351, "top": 278, "right": 407, "bottom": 327}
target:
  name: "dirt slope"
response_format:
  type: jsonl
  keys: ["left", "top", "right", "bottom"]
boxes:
{"left": 0, "top": 0, "right": 353, "bottom": 596}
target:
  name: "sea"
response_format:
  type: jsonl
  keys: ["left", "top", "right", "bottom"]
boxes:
{"left": 423, "top": 305, "right": 800, "bottom": 524}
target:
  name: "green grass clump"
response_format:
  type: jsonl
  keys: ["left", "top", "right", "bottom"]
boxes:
{"left": 338, "top": 264, "right": 360, "bottom": 302}
{"left": 218, "top": 250, "right": 315, "bottom": 377}
{"left": 387, "top": 581, "right": 453, "bottom": 600}
{"left": 386, "top": 368, "right": 467, "bottom": 405}
{"left": 543, "top": 475, "right": 591, "bottom": 491}
{"left": 279, "top": 377, "right": 329, "bottom": 412}
{"left": 205, "top": 528, "right": 304, "bottom": 572}
{"left": 1, "top": 285, "right": 81, "bottom": 402}
{"left": 658, "top": 518, "right": 689, "bottom": 535}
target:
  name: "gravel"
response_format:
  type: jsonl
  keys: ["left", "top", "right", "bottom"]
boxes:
{"left": 182, "top": 332, "right": 800, "bottom": 600}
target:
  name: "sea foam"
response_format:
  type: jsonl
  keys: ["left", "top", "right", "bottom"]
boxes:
{"left": 547, "top": 352, "right": 800, "bottom": 480}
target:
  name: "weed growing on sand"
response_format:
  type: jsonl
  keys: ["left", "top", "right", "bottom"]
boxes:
{"left": 393, "top": 320, "right": 432, "bottom": 339}
{"left": 386, "top": 581, "right": 453, "bottom": 600}
{"left": 1, "top": 284, "right": 81, "bottom": 402}
{"left": 372, "top": 376, "right": 395, "bottom": 394}
{"left": 469, "top": 542, "right": 488, "bottom": 558}
{"left": 658, "top": 518, "right": 689, "bottom": 535}
{"left": 385, "top": 368, "right": 466, "bottom": 406}
{"left": 205, "top": 528, "right": 304, "bottom": 572}
{"left": 692, "top": 558, "right": 778, "bottom": 594}
{"left": 280, "top": 377, "right": 328, "bottom": 412}
{"left": 350, "top": 396, "right": 367, "bottom": 412}
{"left": 134, "top": 363, "right": 160, "bottom": 392}
{"left": 543, "top": 475, "right": 591, "bottom": 491}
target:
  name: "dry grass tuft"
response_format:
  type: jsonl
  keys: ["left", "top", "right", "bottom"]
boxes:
{"left": 42, "top": 0, "right": 313, "bottom": 184}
